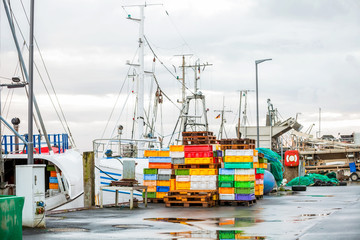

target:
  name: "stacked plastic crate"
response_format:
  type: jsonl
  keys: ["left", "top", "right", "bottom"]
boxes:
{"left": 143, "top": 150, "right": 173, "bottom": 202}
{"left": 165, "top": 143, "right": 220, "bottom": 207}
{"left": 218, "top": 138, "right": 257, "bottom": 205}
{"left": 254, "top": 154, "right": 268, "bottom": 198}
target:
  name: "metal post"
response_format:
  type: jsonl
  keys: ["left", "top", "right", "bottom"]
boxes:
{"left": 27, "top": 0, "right": 35, "bottom": 164}
{"left": 255, "top": 63, "right": 260, "bottom": 148}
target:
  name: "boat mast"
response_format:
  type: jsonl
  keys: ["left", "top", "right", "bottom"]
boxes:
{"left": 137, "top": 5, "right": 145, "bottom": 143}
{"left": 2, "top": 0, "right": 53, "bottom": 156}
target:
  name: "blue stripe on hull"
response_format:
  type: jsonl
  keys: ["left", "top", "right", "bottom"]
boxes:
{"left": 100, "top": 170, "right": 122, "bottom": 177}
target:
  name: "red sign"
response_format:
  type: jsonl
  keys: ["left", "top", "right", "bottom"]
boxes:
{"left": 284, "top": 150, "right": 299, "bottom": 167}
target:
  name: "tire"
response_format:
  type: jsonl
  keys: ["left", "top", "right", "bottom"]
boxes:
{"left": 350, "top": 173, "right": 359, "bottom": 182}
{"left": 338, "top": 182, "right": 347, "bottom": 186}
{"left": 292, "top": 185, "right": 307, "bottom": 191}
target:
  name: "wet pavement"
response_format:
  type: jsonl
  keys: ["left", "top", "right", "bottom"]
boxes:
{"left": 23, "top": 183, "right": 360, "bottom": 239}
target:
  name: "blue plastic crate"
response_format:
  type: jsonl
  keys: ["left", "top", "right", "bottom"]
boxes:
{"left": 156, "top": 186, "right": 170, "bottom": 192}
{"left": 49, "top": 177, "right": 58, "bottom": 183}
{"left": 219, "top": 168, "right": 235, "bottom": 175}
{"left": 148, "top": 157, "right": 172, "bottom": 163}
{"left": 349, "top": 162, "right": 356, "bottom": 173}
{"left": 144, "top": 174, "right": 157, "bottom": 180}
{"left": 217, "top": 150, "right": 223, "bottom": 157}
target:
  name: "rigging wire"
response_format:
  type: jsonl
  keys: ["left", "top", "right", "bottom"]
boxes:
{"left": 18, "top": 0, "right": 76, "bottom": 147}
{"left": 101, "top": 47, "right": 139, "bottom": 139}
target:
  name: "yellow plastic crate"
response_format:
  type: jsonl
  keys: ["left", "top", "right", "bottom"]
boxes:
{"left": 185, "top": 157, "right": 213, "bottom": 164}
{"left": 170, "top": 145, "right": 184, "bottom": 152}
{"left": 143, "top": 180, "right": 157, "bottom": 187}
{"left": 259, "top": 163, "right": 268, "bottom": 169}
{"left": 255, "top": 189, "right": 263, "bottom": 195}
{"left": 234, "top": 175, "right": 255, "bottom": 181}
{"left": 144, "top": 150, "right": 159, "bottom": 157}
{"left": 156, "top": 192, "right": 168, "bottom": 199}
{"left": 158, "top": 151, "right": 170, "bottom": 157}
{"left": 157, "top": 180, "right": 170, "bottom": 186}
{"left": 253, "top": 162, "right": 259, "bottom": 168}
{"left": 219, "top": 187, "right": 234, "bottom": 194}
{"left": 224, "top": 156, "right": 253, "bottom": 162}
{"left": 255, "top": 185, "right": 264, "bottom": 190}
{"left": 176, "top": 181, "right": 191, "bottom": 190}
{"left": 189, "top": 168, "right": 218, "bottom": 175}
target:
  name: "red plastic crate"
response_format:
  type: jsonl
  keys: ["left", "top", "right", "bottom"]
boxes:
{"left": 184, "top": 145, "right": 212, "bottom": 152}
{"left": 184, "top": 151, "right": 213, "bottom": 158}
{"left": 255, "top": 173, "right": 264, "bottom": 179}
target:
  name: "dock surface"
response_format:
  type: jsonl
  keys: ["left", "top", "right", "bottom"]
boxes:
{"left": 23, "top": 182, "right": 360, "bottom": 239}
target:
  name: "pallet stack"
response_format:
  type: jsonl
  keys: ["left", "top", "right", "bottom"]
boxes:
{"left": 218, "top": 139, "right": 257, "bottom": 206}
{"left": 164, "top": 131, "right": 220, "bottom": 207}
{"left": 143, "top": 150, "right": 174, "bottom": 203}
{"left": 254, "top": 154, "right": 268, "bottom": 198}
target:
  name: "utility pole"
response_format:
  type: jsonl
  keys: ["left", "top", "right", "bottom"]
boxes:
{"left": 237, "top": 90, "right": 254, "bottom": 138}
{"left": 214, "top": 97, "right": 232, "bottom": 140}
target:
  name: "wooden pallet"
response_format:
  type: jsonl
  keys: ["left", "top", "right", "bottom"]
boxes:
{"left": 220, "top": 144, "right": 255, "bottom": 150}
{"left": 218, "top": 138, "right": 255, "bottom": 145}
{"left": 165, "top": 194, "right": 211, "bottom": 202}
{"left": 183, "top": 139, "right": 218, "bottom": 145}
{"left": 147, "top": 198, "right": 165, "bottom": 203}
{"left": 219, "top": 199, "right": 256, "bottom": 207}
{"left": 182, "top": 131, "right": 214, "bottom": 137}
{"left": 167, "top": 190, "right": 217, "bottom": 197}
{"left": 165, "top": 200, "right": 215, "bottom": 208}
{"left": 173, "top": 163, "right": 220, "bottom": 169}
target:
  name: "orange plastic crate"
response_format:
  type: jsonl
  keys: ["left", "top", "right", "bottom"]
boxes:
{"left": 49, "top": 183, "right": 58, "bottom": 189}
{"left": 219, "top": 187, "right": 234, "bottom": 194}
{"left": 146, "top": 186, "right": 157, "bottom": 192}
{"left": 143, "top": 180, "right": 157, "bottom": 187}
{"left": 253, "top": 162, "right": 259, "bottom": 168}
{"left": 50, "top": 171, "right": 57, "bottom": 177}
{"left": 170, "top": 145, "right": 184, "bottom": 152}
{"left": 234, "top": 175, "right": 255, "bottom": 181}
{"left": 157, "top": 180, "right": 170, "bottom": 186}
{"left": 259, "top": 163, "right": 268, "bottom": 169}
{"left": 144, "top": 150, "right": 159, "bottom": 157}
{"left": 158, "top": 151, "right": 170, "bottom": 157}
{"left": 176, "top": 181, "right": 191, "bottom": 190}
{"left": 149, "top": 162, "right": 172, "bottom": 169}
{"left": 170, "top": 179, "right": 176, "bottom": 191}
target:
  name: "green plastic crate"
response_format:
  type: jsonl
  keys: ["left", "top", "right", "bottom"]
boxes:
{"left": 218, "top": 181, "right": 234, "bottom": 188}
{"left": 218, "top": 174, "right": 234, "bottom": 182}
{"left": 256, "top": 168, "right": 265, "bottom": 174}
{"left": 258, "top": 157, "right": 268, "bottom": 163}
{"left": 143, "top": 168, "right": 158, "bottom": 175}
{"left": 143, "top": 192, "right": 157, "bottom": 198}
{"left": 218, "top": 230, "right": 235, "bottom": 239}
{"left": 234, "top": 181, "right": 254, "bottom": 188}
{"left": 175, "top": 169, "right": 190, "bottom": 175}
{"left": 234, "top": 187, "right": 255, "bottom": 194}
{"left": 224, "top": 162, "right": 253, "bottom": 169}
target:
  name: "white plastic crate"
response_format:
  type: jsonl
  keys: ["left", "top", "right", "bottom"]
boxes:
{"left": 191, "top": 175, "right": 217, "bottom": 182}
{"left": 256, "top": 179, "right": 264, "bottom": 184}
{"left": 235, "top": 168, "right": 255, "bottom": 175}
{"left": 190, "top": 181, "right": 206, "bottom": 190}
{"left": 158, "top": 169, "right": 172, "bottom": 175}
{"left": 176, "top": 175, "right": 191, "bottom": 182}
{"left": 170, "top": 151, "right": 184, "bottom": 158}
{"left": 253, "top": 156, "right": 258, "bottom": 162}
{"left": 219, "top": 194, "right": 235, "bottom": 200}
{"left": 191, "top": 231, "right": 218, "bottom": 239}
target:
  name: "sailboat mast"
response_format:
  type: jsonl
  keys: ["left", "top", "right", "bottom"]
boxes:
{"left": 137, "top": 5, "right": 145, "bottom": 142}
{"left": 28, "top": 0, "right": 35, "bottom": 163}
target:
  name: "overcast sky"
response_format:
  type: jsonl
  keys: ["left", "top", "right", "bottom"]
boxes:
{"left": 0, "top": 0, "right": 360, "bottom": 151}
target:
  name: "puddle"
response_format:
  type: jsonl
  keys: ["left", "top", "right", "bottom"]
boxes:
{"left": 45, "top": 216, "right": 66, "bottom": 220}
{"left": 293, "top": 212, "right": 331, "bottom": 222}
{"left": 47, "top": 228, "right": 88, "bottom": 232}
{"left": 113, "top": 224, "right": 152, "bottom": 229}
{"left": 163, "top": 230, "right": 266, "bottom": 239}
{"left": 293, "top": 200, "right": 318, "bottom": 202}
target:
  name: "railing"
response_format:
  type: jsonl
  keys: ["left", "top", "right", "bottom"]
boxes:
{"left": 1, "top": 133, "right": 69, "bottom": 154}
{"left": 93, "top": 138, "right": 161, "bottom": 159}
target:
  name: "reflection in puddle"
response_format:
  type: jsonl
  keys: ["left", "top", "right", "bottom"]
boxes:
{"left": 305, "top": 195, "right": 334, "bottom": 197}
{"left": 113, "top": 224, "right": 152, "bottom": 229}
{"left": 293, "top": 212, "right": 331, "bottom": 222}
{"left": 164, "top": 230, "right": 265, "bottom": 239}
